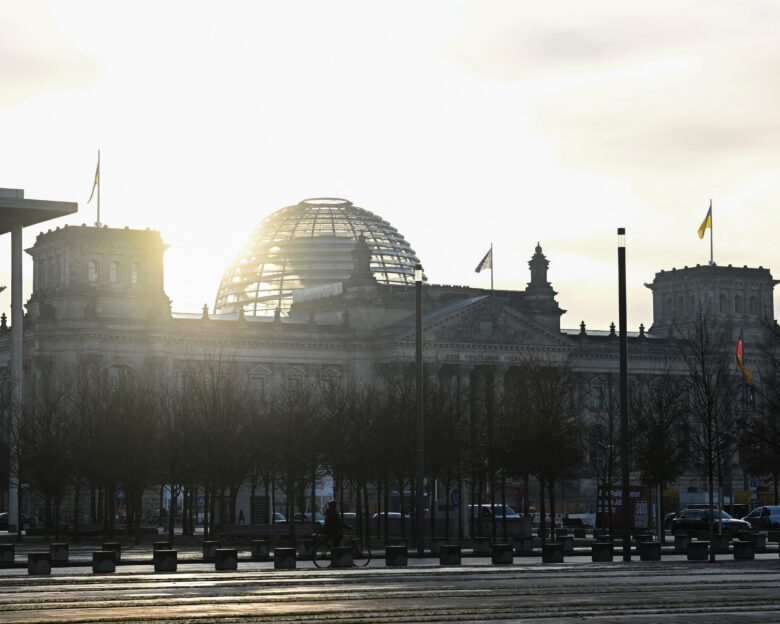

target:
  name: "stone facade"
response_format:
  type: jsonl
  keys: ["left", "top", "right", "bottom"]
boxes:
{"left": 2, "top": 223, "right": 777, "bottom": 520}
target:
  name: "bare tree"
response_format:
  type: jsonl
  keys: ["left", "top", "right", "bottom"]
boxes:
{"left": 586, "top": 374, "right": 620, "bottom": 533}
{"left": 630, "top": 366, "right": 687, "bottom": 542}
{"left": 680, "top": 312, "right": 741, "bottom": 560}
{"left": 268, "top": 378, "right": 321, "bottom": 541}
{"left": 178, "top": 351, "right": 252, "bottom": 540}
{"left": 740, "top": 333, "right": 780, "bottom": 502}
{"left": 21, "top": 361, "right": 75, "bottom": 538}
{"left": 505, "top": 356, "right": 584, "bottom": 541}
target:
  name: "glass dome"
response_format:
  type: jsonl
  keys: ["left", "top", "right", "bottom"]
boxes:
{"left": 214, "top": 198, "right": 421, "bottom": 316}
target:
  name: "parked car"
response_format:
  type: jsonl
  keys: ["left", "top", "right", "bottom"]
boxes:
{"left": 670, "top": 508, "right": 751, "bottom": 535}
{"left": 468, "top": 504, "right": 520, "bottom": 519}
{"left": 0, "top": 512, "right": 37, "bottom": 531}
{"left": 664, "top": 504, "right": 710, "bottom": 529}
{"left": 742, "top": 506, "right": 780, "bottom": 530}
{"left": 293, "top": 512, "right": 324, "bottom": 524}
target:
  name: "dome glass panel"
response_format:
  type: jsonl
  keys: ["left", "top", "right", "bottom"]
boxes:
{"left": 214, "top": 198, "right": 421, "bottom": 316}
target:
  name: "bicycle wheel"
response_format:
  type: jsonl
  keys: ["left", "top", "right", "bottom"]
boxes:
{"left": 313, "top": 539, "right": 331, "bottom": 568}
{"left": 351, "top": 540, "right": 371, "bottom": 566}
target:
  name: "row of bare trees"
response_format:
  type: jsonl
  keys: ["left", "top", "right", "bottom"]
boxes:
{"left": 2, "top": 351, "right": 587, "bottom": 543}
{"left": 4, "top": 311, "right": 780, "bottom": 546}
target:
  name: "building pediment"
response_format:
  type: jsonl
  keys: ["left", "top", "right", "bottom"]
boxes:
{"left": 396, "top": 296, "right": 573, "bottom": 349}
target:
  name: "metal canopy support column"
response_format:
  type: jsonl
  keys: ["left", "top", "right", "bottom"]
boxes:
{"left": 8, "top": 223, "right": 22, "bottom": 532}
{"left": 0, "top": 188, "right": 77, "bottom": 533}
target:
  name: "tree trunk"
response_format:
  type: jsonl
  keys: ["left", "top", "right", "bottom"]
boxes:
{"left": 500, "top": 470, "right": 507, "bottom": 541}
{"left": 538, "top": 479, "right": 546, "bottom": 543}
{"left": 73, "top": 484, "right": 81, "bottom": 537}
{"left": 384, "top": 479, "right": 390, "bottom": 544}
{"left": 168, "top": 485, "right": 177, "bottom": 544}
{"left": 523, "top": 474, "right": 530, "bottom": 516}
{"left": 549, "top": 478, "right": 556, "bottom": 542}
{"left": 134, "top": 490, "right": 143, "bottom": 544}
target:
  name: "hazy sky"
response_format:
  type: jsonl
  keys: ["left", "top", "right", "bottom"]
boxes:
{"left": 1, "top": 0, "right": 779, "bottom": 331}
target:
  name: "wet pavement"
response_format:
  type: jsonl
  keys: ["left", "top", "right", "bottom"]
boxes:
{"left": 1, "top": 545, "right": 779, "bottom": 622}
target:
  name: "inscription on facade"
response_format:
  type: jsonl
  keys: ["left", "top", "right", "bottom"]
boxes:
{"left": 440, "top": 352, "right": 526, "bottom": 363}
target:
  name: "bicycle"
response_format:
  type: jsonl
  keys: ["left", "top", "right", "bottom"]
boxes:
{"left": 312, "top": 529, "right": 372, "bottom": 567}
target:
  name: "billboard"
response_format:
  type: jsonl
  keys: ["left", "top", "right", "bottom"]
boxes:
{"left": 597, "top": 486, "right": 648, "bottom": 529}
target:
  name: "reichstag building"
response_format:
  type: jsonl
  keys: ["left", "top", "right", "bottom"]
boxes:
{"left": 2, "top": 197, "right": 777, "bottom": 524}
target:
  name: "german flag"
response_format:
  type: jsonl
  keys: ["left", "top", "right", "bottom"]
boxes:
{"left": 734, "top": 329, "right": 754, "bottom": 386}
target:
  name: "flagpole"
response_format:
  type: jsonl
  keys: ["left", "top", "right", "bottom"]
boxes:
{"left": 709, "top": 199, "right": 713, "bottom": 266}
{"left": 490, "top": 242, "right": 494, "bottom": 296}
{"left": 96, "top": 149, "right": 101, "bottom": 228}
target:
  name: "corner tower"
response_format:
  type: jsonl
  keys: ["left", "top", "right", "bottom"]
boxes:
{"left": 645, "top": 263, "right": 777, "bottom": 339}
{"left": 25, "top": 225, "right": 171, "bottom": 324}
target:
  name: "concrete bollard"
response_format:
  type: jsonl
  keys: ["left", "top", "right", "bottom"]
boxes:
{"left": 385, "top": 544, "right": 408, "bottom": 567}
{"left": 514, "top": 536, "right": 534, "bottom": 555}
{"left": 573, "top": 527, "right": 586, "bottom": 538}
{"left": 430, "top": 537, "right": 446, "bottom": 554}
{"left": 687, "top": 541, "right": 709, "bottom": 561}
{"left": 491, "top": 543, "right": 513, "bottom": 564}
{"left": 749, "top": 533, "right": 767, "bottom": 553}
{"left": 153, "top": 541, "right": 172, "bottom": 552}
{"left": 560, "top": 535, "right": 574, "bottom": 554}
{"left": 733, "top": 540, "right": 754, "bottom": 560}
{"left": 215, "top": 548, "right": 238, "bottom": 570}
{"left": 101, "top": 542, "right": 121, "bottom": 563}
{"left": 439, "top": 544, "right": 461, "bottom": 566}
{"left": 711, "top": 533, "right": 731, "bottom": 554}
{"left": 154, "top": 549, "right": 178, "bottom": 572}
{"left": 674, "top": 534, "right": 690, "bottom": 553}
{"left": 591, "top": 542, "right": 613, "bottom": 562}
{"left": 331, "top": 546, "right": 353, "bottom": 568}
{"left": 639, "top": 541, "right": 661, "bottom": 561}
{"left": 251, "top": 539, "right": 270, "bottom": 560}
{"left": 202, "top": 540, "right": 221, "bottom": 562}
{"left": 92, "top": 551, "right": 116, "bottom": 573}
{"left": 50, "top": 543, "right": 69, "bottom": 563}
{"left": 0, "top": 544, "right": 14, "bottom": 568}
{"left": 542, "top": 542, "right": 564, "bottom": 563}
{"left": 28, "top": 552, "right": 51, "bottom": 575}
{"left": 273, "top": 547, "right": 297, "bottom": 569}
{"left": 297, "top": 538, "right": 315, "bottom": 557}
{"left": 472, "top": 537, "right": 491, "bottom": 554}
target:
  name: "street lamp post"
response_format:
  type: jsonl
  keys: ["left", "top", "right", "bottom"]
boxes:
{"left": 414, "top": 263, "right": 425, "bottom": 557}
{"left": 618, "top": 227, "right": 631, "bottom": 561}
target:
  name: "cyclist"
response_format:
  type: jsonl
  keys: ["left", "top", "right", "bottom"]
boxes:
{"left": 323, "top": 501, "right": 350, "bottom": 547}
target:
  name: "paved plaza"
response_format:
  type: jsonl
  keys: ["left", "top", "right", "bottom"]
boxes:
{"left": 1, "top": 542, "right": 780, "bottom": 623}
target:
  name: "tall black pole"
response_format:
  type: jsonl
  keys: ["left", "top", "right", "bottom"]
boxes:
{"left": 415, "top": 264, "right": 425, "bottom": 556}
{"left": 618, "top": 228, "right": 631, "bottom": 561}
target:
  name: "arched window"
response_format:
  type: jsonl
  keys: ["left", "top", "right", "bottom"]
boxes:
{"left": 88, "top": 260, "right": 98, "bottom": 283}
{"left": 131, "top": 263, "right": 139, "bottom": 285}
{"left": 749, "top": 296, "right": 757, "bottom": 315}
{"left": 735, "top": 294, "right": 743, "bottom": 314}
{"left": 110, "top": 261, "right": 119, "bottom": 283}
{"left": 719, "top": 294, "right": 726, "bottom": 313}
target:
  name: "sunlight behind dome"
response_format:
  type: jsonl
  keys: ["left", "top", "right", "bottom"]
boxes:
{"left": 214, "top": 198, "right": 421, "bottom": 316}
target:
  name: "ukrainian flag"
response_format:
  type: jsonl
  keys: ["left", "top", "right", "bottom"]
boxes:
{"left": 697, "top": 202, "right": 712, "bottom": 239}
